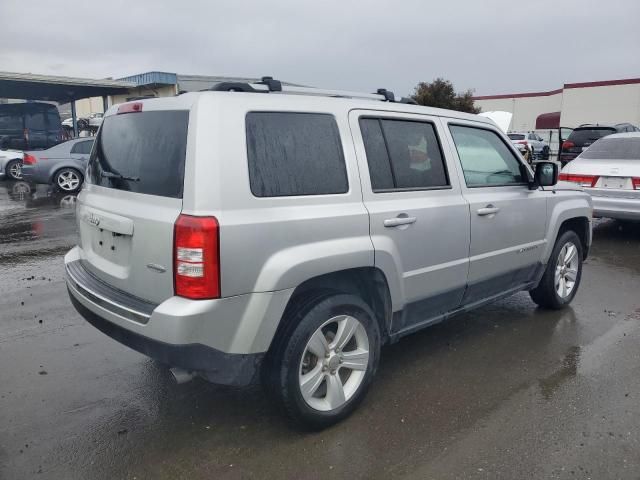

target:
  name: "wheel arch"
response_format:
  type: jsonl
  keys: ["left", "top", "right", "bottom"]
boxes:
{"left": 270, "top": 267, "right": 394, "bottom": 353}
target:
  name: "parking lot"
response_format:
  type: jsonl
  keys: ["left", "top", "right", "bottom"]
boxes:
{"left": 1, "top": 180, "right": 639, "bottom": 479}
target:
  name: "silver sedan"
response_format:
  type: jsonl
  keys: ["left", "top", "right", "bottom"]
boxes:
{"left": 559, "top": 132, "right": 640, "bottom": 220}
{"left": 21, "top": 138, "right": 94, "bottom": 193}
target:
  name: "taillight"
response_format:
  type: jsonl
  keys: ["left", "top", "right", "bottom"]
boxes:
{"left": 174, "top": 214, "right": 220, "bottom": 299}
{"left": 561, "top": 140, "right": 575, "bottom": 151}
{"left": 23, "top": 153, "right": 37, "bottom": 165}
{"left": 632, "top": 178, "right": 640, "bottom": 190}
{"left": 516, "top": 140, "right": 528, "bottom": 146}
{"left": 558, "top": 173, "right": 598, "bottom": 187}
{"left": 117, "top": 102, "right": 143, "bottom": 114}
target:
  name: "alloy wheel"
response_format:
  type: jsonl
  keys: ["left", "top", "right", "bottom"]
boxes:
{"left": 57, "top": 170, "right": 80, "bottom": 191}
{"left": 555, "top": 241, "right": 579, "bottom": 298}
{"left": 298, "top": 315, "right": 370, "bottom": 411}
{"left": 8, "top": 161, "right": 22, "bottom": 180}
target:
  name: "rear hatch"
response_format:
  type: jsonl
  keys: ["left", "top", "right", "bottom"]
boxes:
{"left": 77, "top": 105, "right": 189, "bottom": 304}
{"left": 563, "top": 127, "right": 616, "bottom": 155}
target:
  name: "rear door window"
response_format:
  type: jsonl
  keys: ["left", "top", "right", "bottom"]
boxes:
{"left": 246, "top": 112, "right": 348, "bottom": 197}
{"left": 360, "top": 118, "right": 449, "bottom": 191}
{"left": 88, "top": 111, "right": 189, "bottom": 198}
{"left": 71, "top": 140, "right": 94, "bottom": 154}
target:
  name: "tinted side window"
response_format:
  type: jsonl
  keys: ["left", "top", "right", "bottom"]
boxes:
{"left": 449, "top": 125, "right": 525, "bottom": 187}
{"left": 26, "top": 110, "right": 46, "bottom": 130}
{"left": 71, "top": 140, "right": 94, "bottom": 154}
{"left": 46, "top": 109, "right": 61, "bottom": 129}
{"left": 360, "top": 118, "right": 449, "bottom": 191}
{"left": 246, "top": 112, "right": 348, "bottom": 197}
{"left": 359, "top": 119, "right": 394, "bottom": 190}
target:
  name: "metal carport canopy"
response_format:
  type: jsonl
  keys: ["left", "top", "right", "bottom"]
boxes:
{"left": 0, "top": 71, "right": 135, "bottom": 103}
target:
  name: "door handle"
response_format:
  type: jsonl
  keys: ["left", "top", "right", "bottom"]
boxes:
{"left": 384, "top": 216, "right": 417, "bottom": 227}
{"left": 477, "top": 205, "right": 500, "bottom": 216}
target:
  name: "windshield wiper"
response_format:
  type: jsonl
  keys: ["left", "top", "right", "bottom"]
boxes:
{"left": 488, "top": 170, "right": 514, "bottom": 176}
{"left": 101, "top": 171, "right": 140, "bottom": 182}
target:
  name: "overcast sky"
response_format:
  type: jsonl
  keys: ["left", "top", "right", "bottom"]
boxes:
{"left": 1, "top": 0, "right": 639, "bottom": 97}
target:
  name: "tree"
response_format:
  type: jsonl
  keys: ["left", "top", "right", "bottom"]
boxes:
{"left": 411, "top": 78, "right": 480, "bottom": 114}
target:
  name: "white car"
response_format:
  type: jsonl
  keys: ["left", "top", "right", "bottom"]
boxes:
{"left": 0, "top": 148, "right": 24, "bottom": 180}
{"left": 559, "top": 132, "right": 640, "bottom": 220}
{"left": 508, "top": 132, "right": 550, "bottom": 160}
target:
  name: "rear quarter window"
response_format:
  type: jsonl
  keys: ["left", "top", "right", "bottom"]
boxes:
{"left": 246, "top": 112, "right": 348, "bottom": 197}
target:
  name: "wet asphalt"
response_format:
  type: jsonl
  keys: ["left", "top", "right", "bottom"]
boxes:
{"left": 0, "top": 180, "right": 639, "bottom": 480}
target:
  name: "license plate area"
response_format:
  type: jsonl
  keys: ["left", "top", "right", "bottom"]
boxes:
{"left": 600, "top": 176, "right": 629, "bottom": 189}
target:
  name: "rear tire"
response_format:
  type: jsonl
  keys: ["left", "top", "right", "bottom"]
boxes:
{"left": 54, "top": 168, "right": 83, "bottom": 193}
{"left": 6, "top": 159, "right": 22, "bottom": 180}
{"left": 264, "top": 293, "right": 381, "bottom": 430}
{"left": 530, "top": 230, "right": 583, "bottom": 309}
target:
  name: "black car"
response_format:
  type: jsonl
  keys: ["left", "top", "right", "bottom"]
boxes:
{"left": 0, "top": 102, "right": 64, "bottom": 151}
{"left": 560, "top": 123, "right": 640, "bottom": 166}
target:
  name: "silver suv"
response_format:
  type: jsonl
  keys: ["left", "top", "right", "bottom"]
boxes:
{"left": 65, "top": 79, "right": 592, "bottom": 428}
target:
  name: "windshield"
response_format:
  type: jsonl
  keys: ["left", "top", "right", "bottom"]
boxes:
{"left": 507, "top": 134, "right": 525, "bottom": 140}
{"left": 579, "top": 137, "right": 640, "bottom": 160}
{"left": 87, "top": 110, "right": 189, "bottom": 198}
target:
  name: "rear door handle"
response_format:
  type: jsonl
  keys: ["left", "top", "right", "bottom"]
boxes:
{"left": 477, "top": 205, "right": 500, "bottom": 216}
{"left": 384, "top": 216, "right": 417, "bottom": 227}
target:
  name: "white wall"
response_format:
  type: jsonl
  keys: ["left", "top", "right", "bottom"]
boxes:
{"left": 474, "top": 92, "right": 563, "bottom": 131}
{"left": 560, "top": 84, "right": 640, "bottom": 128}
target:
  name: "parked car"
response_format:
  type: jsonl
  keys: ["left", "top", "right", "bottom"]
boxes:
{"left": 65, "top": 81, "right": 592, "bottom": 428}
{"left": 559, "top": 132, "right": 640, "bottom": 220}
{"left": 560, "top": 123, "right": 640, "bottom": 166}
{"left": 21, "top": 138, "right": 94, "bottom": 193}
{"left": 0, "top": 148, "right": 24, "bottom": 180}
{"left": 507, "top": 132, "right": 550, "bottom": 160}
{"left": 0, "top": 102, "right": 64, "bottom": 150}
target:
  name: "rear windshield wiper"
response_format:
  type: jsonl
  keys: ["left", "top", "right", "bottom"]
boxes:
{"left": 100, "top": 171, "right": 140, "bottom": 182}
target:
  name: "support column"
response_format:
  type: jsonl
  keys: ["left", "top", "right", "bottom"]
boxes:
{"left": 71, "top": 100, "right": 78, "bottom": 138}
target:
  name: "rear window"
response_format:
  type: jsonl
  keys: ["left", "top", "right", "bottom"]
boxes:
{"left": 579, "top": 137, "right": 640, "bottom": 160}
{"left": 507, "top": 134, "right": 525, "bottom": 140}
{"left": 246, "top": 112, "right": 348, "bottom": 197}
{"left": 88, "top": 111, "right": 188, "bottom": 198}
{"left": 568, "top": 127, "right": 615, "bottom": 145}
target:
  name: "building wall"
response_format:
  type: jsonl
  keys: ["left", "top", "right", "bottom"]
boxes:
{"left": 474, "top": 79, "right": 640, "bottom": 131}
{"left": 110, "top": 84, "right": 177, "bottom": 106}
{"left": 474, "top": 92, "right": 563, "bottom": 131}
{"left": 560, "top": 83, "right": 640, "bottom": 127}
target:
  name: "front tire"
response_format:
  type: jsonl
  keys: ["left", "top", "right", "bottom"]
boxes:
{"left": 266, "top": 293, "right": 381, "bottom": 430}
{"left": 530, "top": 230, "right": 583, "bottom": 309}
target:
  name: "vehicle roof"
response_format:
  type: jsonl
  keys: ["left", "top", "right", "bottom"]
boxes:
{"left": 105, "top": 90, "right": 494, "bottom": 125}
{"left": 0, "top": 102, "right": 58, "bottom": 112}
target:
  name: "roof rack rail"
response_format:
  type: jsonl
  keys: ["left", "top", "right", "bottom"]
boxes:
{"left": 206, "top": 76, "right": 419, "bottom": 105}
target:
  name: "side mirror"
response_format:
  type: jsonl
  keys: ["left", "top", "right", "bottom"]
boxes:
{"left": 532, "top": 161, "right": 558, "bottom": 188}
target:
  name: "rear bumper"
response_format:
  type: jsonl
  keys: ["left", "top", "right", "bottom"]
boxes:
{"left": 69, "top": 292, "right": 264, "bottom": 386}
{"left": 589, "top": 189, "right": 640, "bottom": 221}
{"left": 65, "top": 247, "right": 294, "bottom": 386}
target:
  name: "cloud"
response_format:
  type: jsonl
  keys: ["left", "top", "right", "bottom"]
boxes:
{"left": 1, "top": 0, "right": 639, "bottom": 96}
